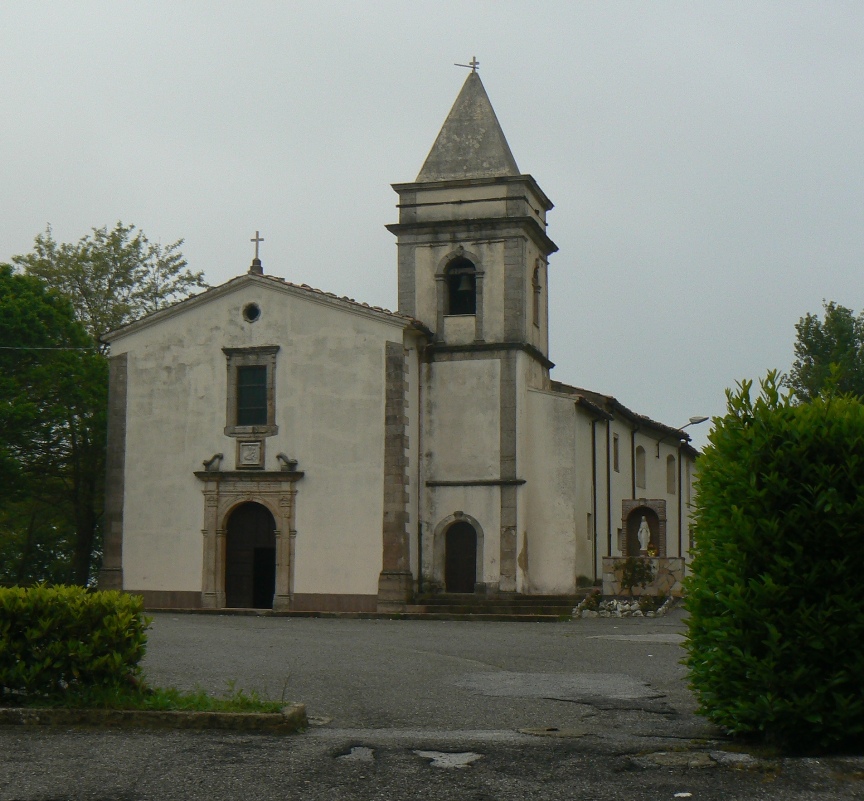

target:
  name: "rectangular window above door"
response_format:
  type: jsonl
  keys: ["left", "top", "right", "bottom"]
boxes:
{"left": 237, "top": 365, "right": 268, "bottom": 425}
{"left": 223, "top": 345, "right": 279, "bottom": 437}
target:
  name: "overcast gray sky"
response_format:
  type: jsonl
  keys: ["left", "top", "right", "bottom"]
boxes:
{"left": 3, "top": 1, "right": 863, "bottom": 449}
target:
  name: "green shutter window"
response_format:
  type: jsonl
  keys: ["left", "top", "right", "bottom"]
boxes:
{"left": 237, "top": 365, "right": 268, "bottom": 426}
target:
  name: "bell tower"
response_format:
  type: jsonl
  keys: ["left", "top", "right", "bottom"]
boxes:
{"left": 387, "top": 70, "right": 557, "bottom": 595}
{"left": 387, "top": 70, "right": 557, "bottom": 371}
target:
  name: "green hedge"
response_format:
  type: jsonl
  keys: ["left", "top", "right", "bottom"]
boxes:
{"left": 685, "top": 374, "right": 864, "bottom": 751}
{"left": 0, "top": 585, "right": 149, "bottom": 696}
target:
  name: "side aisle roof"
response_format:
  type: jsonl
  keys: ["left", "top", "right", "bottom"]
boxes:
{"left": 551, "top": 380, "right": 701, "bottom": 457}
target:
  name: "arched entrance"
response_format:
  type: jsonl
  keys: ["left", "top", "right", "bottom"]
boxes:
{"left": 445, "top": 521, "right": 478, "bottom": 593}
{"left": 225, "top": 502, "right": 276, "bottom": 608}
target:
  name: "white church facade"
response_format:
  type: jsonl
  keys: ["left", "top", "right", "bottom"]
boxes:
{"left": 99, "top": 72, "right": 698, "bottom": 611}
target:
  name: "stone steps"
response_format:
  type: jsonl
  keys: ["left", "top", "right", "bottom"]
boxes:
{"left": 404, "top": 604, "right": 578, "bottom": 616}
{"left": 281, "top": 610, "right": 571, "bottom": 622}
{"left": 146, "top": 591, "right": 594, "bottom": 622}
{"left": 417, "top": 592, "right": 585, "bottom": 603}
{"left": 146, "top": 607, "right": 572, "bottom": 622}
{"left": 417, "top": 593, "right": 590, "bottom": 603}
{"left": 401, "top": 592, "right": 590, "bottom": 618}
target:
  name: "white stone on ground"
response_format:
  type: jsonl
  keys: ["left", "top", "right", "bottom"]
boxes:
{"left": 413, "top": 751, "right": 483, "bottom": 769}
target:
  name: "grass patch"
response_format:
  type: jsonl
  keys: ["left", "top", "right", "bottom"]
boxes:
{"left": 2, "top": 679, "right": 286, "bottom": 714}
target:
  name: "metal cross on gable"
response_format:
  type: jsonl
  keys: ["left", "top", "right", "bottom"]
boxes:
{"left": 454, "top": 56, "right": 479, "bottom": 72}
{"left": 250, "top": 230, "right": 264, "bottom": 260}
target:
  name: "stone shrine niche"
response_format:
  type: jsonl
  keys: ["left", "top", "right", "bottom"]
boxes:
{"left": 621, "top": 499, "right": 667, "bottom": 557}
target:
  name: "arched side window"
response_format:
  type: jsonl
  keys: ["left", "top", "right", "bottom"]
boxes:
{"left": 686, "top": 460, "right": 692, "bottom": 506}
{"left": 445, "top": 257, "right": 476, "bottom": 316}
{"left": 635, "top": 445, "right": 646, "bottom": 489}
{"left": 666, "top": 454, "right": 676, "bottom": 494}
{"left": 532, "top": 262, "right": 541, "bottom": 327}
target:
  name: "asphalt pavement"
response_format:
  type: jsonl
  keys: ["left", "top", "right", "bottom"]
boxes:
{"left": 1, "top": 608, "right": 862, "bottom": 800}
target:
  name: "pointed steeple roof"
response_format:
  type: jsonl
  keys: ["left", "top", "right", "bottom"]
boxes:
{"left": 417, "top": 71, "right": 520, "bottom": 182}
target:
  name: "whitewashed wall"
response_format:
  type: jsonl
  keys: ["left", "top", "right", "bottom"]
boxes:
{"left": 111, "top": 278, "right": 411, "bottom": 599}
{"left": 421, "top": 357, "right": 502, "bottom": 588}
{"left": 522, "top": 389, "right": 597, "bottom": 593}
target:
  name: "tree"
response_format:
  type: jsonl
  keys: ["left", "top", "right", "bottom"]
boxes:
{"left": 685, "top": 372, "right": 864, "bottom": 751}
{"left": 2, "top": 223, "right": 205, "bottom": 585}
{"left": 11, "top": 222, "right": 207, "bottom": 345}
{"left": 0, "top": 265, "right": 106, "bottom": 585}
{"left": 788, "top": 301, "right": 864, "bottom": 402}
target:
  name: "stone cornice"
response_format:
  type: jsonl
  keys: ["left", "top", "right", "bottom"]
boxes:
{"left": 427, "top": 341, "right": 555, "bottom": 370}
{"left": 221, "top": 345, "right": 280, "bottom": 357}
{"left": 194, "top": 470, "right": 304, "bottom": 482}
{"left": 426, "top": 479, "right": 526, "bottom": 487}
{"left": 385, "top": 216, "right": 558, "bottom": 257}
{"left": 391, "top": 173, "right": 554, "bottom": 212}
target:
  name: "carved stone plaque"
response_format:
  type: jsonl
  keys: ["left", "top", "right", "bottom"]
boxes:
{"left": 237, "top": 439, "right": 264, "bottom": 468}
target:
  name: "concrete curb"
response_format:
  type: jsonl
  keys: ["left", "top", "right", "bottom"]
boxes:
{"left": 0, "top": 702, "right": 307, "bottom": 734}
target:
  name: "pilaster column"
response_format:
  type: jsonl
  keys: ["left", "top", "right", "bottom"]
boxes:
{"left": 473, "top": 271, "right": 485, "bottom": 342}
{"left": 435, "top": 275, "right": 446, "bottom": 341}
{"left": 273, "top": 490, "right": 295, "bottom": 611}
{"left": 288, "top": 528, "right": 297, "bottom": 606}
{"left": 498, "top": 351, "right": 518, "bottom": 593}
{"left": 378, "top": 341, "right": 413, "bottom": 610}
{"left": 213, "top": 529, "right": 227, "bottom": 609}
{"left": 200, "top": 489, "right": 221, "bottom": 608}
{"left": 99, "top": 353, "right": 127, "bottom": 590}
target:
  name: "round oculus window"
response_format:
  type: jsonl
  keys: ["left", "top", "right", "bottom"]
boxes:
{"left": 242, "top": 303, "right": 261, "bottom": 323}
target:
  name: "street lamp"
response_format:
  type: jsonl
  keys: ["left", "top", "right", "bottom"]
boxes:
{"left": 681, "top": 416, "right": 709, "bottom": 430}
{"left": 656, "top": 416, "right": 709, "bottom": 457}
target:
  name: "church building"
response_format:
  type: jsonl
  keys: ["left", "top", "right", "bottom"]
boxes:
{"left": 99, "top": 71, "right": 698, "bottom": 611}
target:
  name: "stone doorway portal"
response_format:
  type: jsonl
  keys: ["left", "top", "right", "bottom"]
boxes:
{"left": 445, "top": 521, "right": 478, "bottom": 593}
{"left": 225, "top": 502, "right": 276, "bottom": 608}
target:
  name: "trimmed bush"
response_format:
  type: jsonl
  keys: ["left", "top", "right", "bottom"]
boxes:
{"left": 0, "top": 585, "right": 149, "bottom": 696}
{"left": 685, "top": 374, "right": 864, "bottom": 751}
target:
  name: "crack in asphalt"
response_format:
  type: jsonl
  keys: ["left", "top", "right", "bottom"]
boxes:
{"left": 543, "top": 696, "right": 677, "bottom": 715}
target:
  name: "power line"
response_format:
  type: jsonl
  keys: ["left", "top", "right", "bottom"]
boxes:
{"left": 0, "top": 346, "right": 99, "bottom": 351}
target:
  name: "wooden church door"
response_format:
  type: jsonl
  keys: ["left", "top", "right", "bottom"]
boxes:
{"left": 225, "top": 502, "right": 276, "bottom": 608}
{"left": 445, "top": 521, "right": 478, "bottom": 593}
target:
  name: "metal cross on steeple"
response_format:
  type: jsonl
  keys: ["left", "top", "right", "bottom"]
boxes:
{"left": 248, "top": 230, "right": 265, "bottom": 275}
{"left": 250, "top": 230, "right": 264, "bottom": 260}
{"left": 454, "top": 56, "right": 479, "bottom": 72}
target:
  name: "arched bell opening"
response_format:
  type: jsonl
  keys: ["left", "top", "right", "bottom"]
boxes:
{"left": 225, "top": 501, "right": 276, "bottom": 608}
{"left": 445, "top": 257, "right": 477, "bottom": 316}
